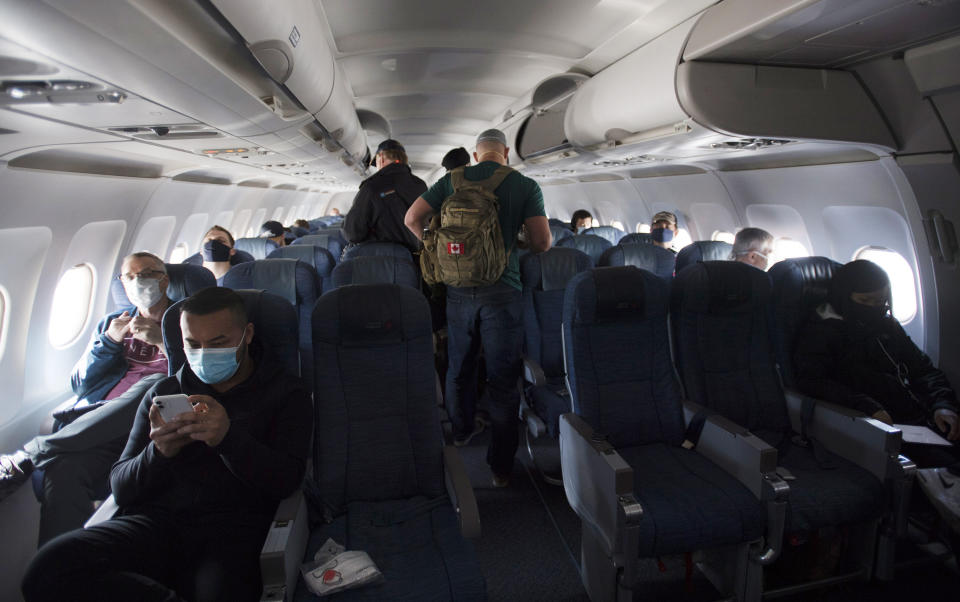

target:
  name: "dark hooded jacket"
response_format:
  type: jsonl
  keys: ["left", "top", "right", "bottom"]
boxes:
{"left": 110, "top": 339, "right": 312, "bottom": 518}
{"left": 343, "top": 161, "right": 426, "bottom": 251}
{"left": 793, "top": 261, "right": 957, "bottom": 422}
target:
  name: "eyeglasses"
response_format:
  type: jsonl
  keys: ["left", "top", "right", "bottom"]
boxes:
{"left": 118, "top": 269, "right": 165, "bottom": 283}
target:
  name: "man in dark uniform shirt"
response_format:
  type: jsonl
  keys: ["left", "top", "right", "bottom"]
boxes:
{"left": 343, "top": 139, "right": 427, "bottom": 252}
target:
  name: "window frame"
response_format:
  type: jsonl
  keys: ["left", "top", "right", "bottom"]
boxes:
{"left": 48, "top": 263, "right": 96, "bottom": 350}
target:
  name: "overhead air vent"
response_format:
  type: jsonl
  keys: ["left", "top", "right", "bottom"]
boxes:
{"left": 592, "top": 155, "right": 658, "bottom": 167}
{"left": 107, "top": 124, "right": 223, "bottom": 141}
{"left": 703, "top": 138, "right": 793, "bottom": 151}
{"left": 1, "top": 79, "right": 125, "bottom": 105}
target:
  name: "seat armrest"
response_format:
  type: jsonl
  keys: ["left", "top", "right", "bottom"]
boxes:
{"left": 84, "top": 493, "right": 119, "bottom": 528}
{"left": 443, "top": 445, "right": 481, "bottom": 539}
{"left": 784, "top": 389, "right": 902, "bottom": 481}
{"left": 260, "top": 490, "right": 309, "bottom": 602}
{"left": 522, "top": 355, "right": 546, "bottom": 387}
{"left": 559, "top": 413, "right": 640, "bottom": 557}
{"left": 519, "top": 396, "right": 547, "bottom": 438}
{"left": 682, "top": 400, "right": 778, "bottom": 500}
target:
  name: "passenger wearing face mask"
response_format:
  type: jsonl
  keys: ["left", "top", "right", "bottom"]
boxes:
{"left": 730, "top": 227, "right": 774, "bottom": 271}
{"left": 182, "top": 225, "right": 248, "bottom": 281}
{"left": 0, "top": 253, "right": 173, "bottom": 543}
{"left": 650, "top": 211, "right": 679, "bottom": 252}
{"left": 22, "top": 287, "right": 312, "bottom": 602}
{"left": 570, "top": 209, "right": 593, "bottom": 234}
{"left": 794, "top": 260, "right": 959, "bottom": 466}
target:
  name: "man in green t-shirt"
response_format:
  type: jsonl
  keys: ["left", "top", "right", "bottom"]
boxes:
{"left": 404, "top": 129, "right": 551, "bottom": 487}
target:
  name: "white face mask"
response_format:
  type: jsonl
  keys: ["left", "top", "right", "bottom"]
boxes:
{"left": 126, "top": 277, "right": 164, "bottom": 310}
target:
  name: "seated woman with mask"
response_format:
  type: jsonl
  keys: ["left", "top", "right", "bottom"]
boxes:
{"left": 182, "top": 226, "right": 248, "bottom": 281}
{"left": 570, "top": 209, "right": 593, "bottom": 234}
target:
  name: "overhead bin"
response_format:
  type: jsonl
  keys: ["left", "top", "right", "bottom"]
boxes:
{"left": 209, "top": 0, "right": 368, "bottom": 160}
{"left": 514, "top": 73, "right": 589, "bottom": 165}
{"left": 563, "top": 9, "right": 896, "bottom": 159}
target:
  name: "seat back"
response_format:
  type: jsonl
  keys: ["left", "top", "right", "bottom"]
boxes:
{"left": 556, "top": 234, "right": 612, "bottom": 266}
{"left": 110, "top": 263, "right": 215, "bottom": 311}
{"left": 675, "top": 241, "right": 733, "bottom": 274}
{"left": 267, "top": 245, "right": 336, "bottom": 293}
{"left": 311, "top": 284, "right": 443, "bottom": 510}
{"left": 619, "top": 232, "right": 654, "bottom": 246}
{"left": 521, "top": 248, "right": 592, "bottom": 378}
{"left": 671, "top": 261, "right": 789, "bottom": 438}
{"left": 332, "top": 256, "right": 419, "bottom": 289}
{"left": 547, "top": 217, "right": 568, "bottom": 229}
{"left": 549, "top": 223, "right": 573, "bottom": 246}
{"left": 221, "top": 258, "right": 321, "bottom": 383}
{"left": 181, "top": 249, "right": 255, "bottom": 268}
{"left": 342, "top": 241, "right": 414, "bottom": 263}
{"left": 161, "top": 289, "right": 299, "bottom": 378}
{"left": 598, "top": 243, "right": 675, "bottom": 279}
{"left": 291, "top": 234, "right": 344, "bottom": 264}
{"left": 582, "top": 225, "right": 626, "bottom": 245}
{"left": 562, "top": 267, "right": 683, "bottom": 449}
{"left": 233, "top": 237, "right": 280, "bottom": 260}
{"left": 768, "top": 256, "right": 842, "bottom": 388}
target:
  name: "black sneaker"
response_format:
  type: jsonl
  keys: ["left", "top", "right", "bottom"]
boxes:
{"left": 492, "top": 473, "right": 510, "bottom": 488}
{"left": 0, "top": 450, "right": 34, "bottom": 502}
{"left": 453, "top": 421, "right": 485, "bottom": 447}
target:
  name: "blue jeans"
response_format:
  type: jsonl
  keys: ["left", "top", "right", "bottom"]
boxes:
{"left": 446, "top": 282, "right": 523, "bottom": 476}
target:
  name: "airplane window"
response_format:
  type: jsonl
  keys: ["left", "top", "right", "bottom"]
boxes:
{"left": 169, "top": 242, "right": 189, "bottom": 264}
{"left": 712, "top": 230, "right": 735, "bottom": 244}
{"left": 774, "top": 238, "right": 809, "bottom": 261}
{"left": 854, "top": 247, "right": 918, "bottom": 324}
{"left": 636, "top": 223, "right": 651, "bottom": 233}
{"left": 48, "top": 264, "right": 95, "bottom": 349}
{"left": 673, "top": 228, "right": 693, "bottom": 251}
{"left": 610, "top": 220, "right": 625, "bottom": 231}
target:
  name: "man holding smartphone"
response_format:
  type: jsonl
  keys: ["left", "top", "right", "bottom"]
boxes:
{"left": 23, "top": 287, "right": 312, "bottom": 602}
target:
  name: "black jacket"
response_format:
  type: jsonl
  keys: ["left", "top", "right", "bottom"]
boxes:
{"left": 794, "top": 305, "right": 958, "bottom": 422}
{"left": 110, "top": 340, "right": 312, "bottom": 518}
{"left": 343, "top": 162, "right": 426, "bottom": 251}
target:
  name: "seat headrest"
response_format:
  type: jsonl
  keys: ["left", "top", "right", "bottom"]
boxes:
{"left": 676, "top": 261, "right": 770, "bottom": 314}
{"left": 566, "top": 266, "right": 668, "bottom": 325}
{"left": 313, "top": 284, "right": 431, "bottom": 347}
{"left": 292, "top": 234, "right": 330, "bottom": 248}
{"left": 581, "top": 225, "right": 626, "bottom": 245}
{"left": 162, "top": 289, "right": 299, "bottom": 376}
{"left": 548, "top": 224, "right": 573, "bottom": 246}
{"left": 233, "top": 237, "right": 279, "bottom": 260}
{"left": 520, "top": 247, "right": 592, "bottom": 292}
{"left": 267, "top": 245, "right": 335, "bottom": 277}
{"left": 547, "top": 218, "right": 568, "bottom": 229}
{"left": 111, "top": 263, "right": 215, "bottom": 309}
{"left": 342, "top": 241, "right": 414, "bottom": 263}
{"left": 619, "top": 232, "right": 654, "bottom": 246}
{"left": 600, "top": 243, "right": 675, "bottom": 278}
{"left": 556, "top": 234, "right": 612, "bottom": 264}
{"left": 768, "top": 256, "right": 841, "bottom": 308}
{"left": 332, "top": 256, "right": 418, "bottom": 289}
{"left": 675, "top": 241, "right": 733, "bottom": 274}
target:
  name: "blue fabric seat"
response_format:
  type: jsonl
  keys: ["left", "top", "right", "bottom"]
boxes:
{"left": 332, "top": 256, "right": 418, "bottom": 289}
{"left": 109, "top": 263, "right": 215, "bottom": 311}
{"left": 291, "top": 233, "right": 345, "bottom": 264}
{"left": 674, "top": 240, "right": 733, "bottom": 275}
{"left": 619, "top": 232, "right": 653, "bottom": 246}
{"left": 671, "top": 261, "right": 883, "bottom": 533}
{"left": 549, "top": 223, "right": 573, "bottom": 246}
{"left": 767, "top": 257, "right": 842, "bottom": 388}
{"left": 267, "top": 245, "right": 336, "bottom": 293}
{"left": 556, "top": 234, "right": 611, "bottom": 266}
{"left": 161, "top": 289, "right": 299, "bottom": 377}
{"left": 563, "top": 266, "right": 765, "bottom": 557}
{"left": 296, "top": 284, "right": 485, "bottom": 601}
{"left": 520, "top": 248, "right": 592, "bottom": 438}
{"left": 234, "top": 237, "right": 280, "bottom": 260}
{"left": 581, "top": 225, "right": 626, "bottom": 245}
{"left": 598, "top": 242, "right": 675, "bottom": 279}
{"left": 222, "top": 259, "right": 320, "bottom": 384}
{"left": 342, "top": 241, "right": 414, "bottom": 263}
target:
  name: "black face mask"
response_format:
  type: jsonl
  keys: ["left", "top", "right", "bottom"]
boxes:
{"left": 844, "top": 300, "right": 889, "bottom": 331}
{"left": 202, "top": 239, "right": 231, "bottom": 262}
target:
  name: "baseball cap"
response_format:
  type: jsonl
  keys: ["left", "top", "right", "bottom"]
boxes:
{"left": 651, "top": 211, "right": 677, "bottom": 226}
{"left": 376, "top": 139, "right": 405, "bottom": 154}
{"left": 476, "top": 128, "right": 507, "bottom": 147}
{"left": 259, "top": 220, "right": 284, "bottom": 238}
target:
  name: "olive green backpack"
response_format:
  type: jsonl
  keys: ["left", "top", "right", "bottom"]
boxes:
{"left": 421, "top": 165, "right": 513, "bottom": 287}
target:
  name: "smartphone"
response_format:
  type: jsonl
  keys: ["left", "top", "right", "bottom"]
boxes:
{"left": 153, "top": 394, "right": 195, "bottom": 422}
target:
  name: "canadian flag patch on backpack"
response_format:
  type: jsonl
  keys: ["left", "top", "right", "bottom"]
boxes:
{"left": 447, "top": 242, "right": 464, "bottom": 255}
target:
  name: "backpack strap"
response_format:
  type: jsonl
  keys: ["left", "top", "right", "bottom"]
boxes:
{"left": 450, "top": 167, "right": 467, "bottom": 191}
{"left": 449, "top": 165, "right": 514, "bottom": 193}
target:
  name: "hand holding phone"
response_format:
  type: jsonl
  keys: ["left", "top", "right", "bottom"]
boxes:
{"left": 153, "top": 394, "right": 195, "bottom": 423}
